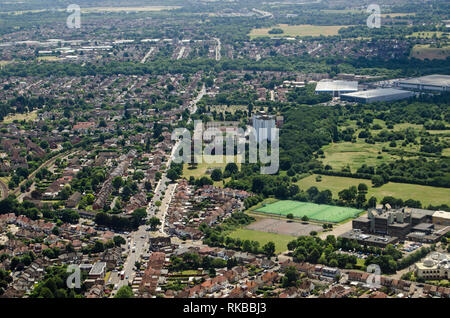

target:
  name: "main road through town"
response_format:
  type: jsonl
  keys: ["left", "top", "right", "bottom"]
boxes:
{"left": 111, "top": 85, "right": 206, "bottom": 296}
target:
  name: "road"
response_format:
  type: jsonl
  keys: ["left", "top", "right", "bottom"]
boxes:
{"left": 214, "top": 38, "right": 221, "bottom": 61}
{"left": 12, "top": 150, "right": 78, "bottom": 197}
{"left": 177, "top": 47, "right": 186, "bottom": 60}
{"left": 141, "top": 47, "right": 155, "bottom": 63}
{"left": 112, "top": 226, "right": 149, "bottom": 292}
{"left": 112, "top": 84, "right": 207, "bottom": 296}
{"left": 0, "top": 178, "right": 8, "bottom": 200}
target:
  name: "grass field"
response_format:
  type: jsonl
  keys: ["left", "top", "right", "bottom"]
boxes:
{"left": 228, "top": 228, "right": 295, "bottom": 254}
{"left": 408, "top": 32, "right": 447, "bottom": 39}
{"left": 2, "top": 111, "right": 38, "bottom": 124}
{"left": 320, "top": 140, "right": 399, "bottom": 172}
{"left": 249, "top": 24, "right": 352, "bottom": 39}
{"left": 410, "top": 44, "right": 450, "bottom": 61}
{"left": 182, "top": 155, "right": 242, "bottom": 179}
{"left": 255, "top": 200, "right": 362, "bottom": 223}
{"left": 37, "top": 56, "right": 61, "bottom": 62}
{"left": 297, "top": 174, "right": 450, "bottom": 207}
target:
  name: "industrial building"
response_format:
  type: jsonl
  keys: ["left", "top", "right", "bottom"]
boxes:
{"left": 340, "top": 88, "right": 415, "bottom": 104}
{"left": 432, "top": 210, "right": 450, "bottom": 226}
{"left": 252, "top": 111, "right": 276, "bottom": 143}
{"left": 396, "top": 74, "right": 450, "bottom": 92}
{"left": 315, "top": 80, "right": 358, "bottom": 97}
{"left": 341, "top": 205, "right": 450, "bottom": 247}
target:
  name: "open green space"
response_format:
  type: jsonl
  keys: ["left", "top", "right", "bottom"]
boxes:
{"left": 228, "top": 228, "right": 295, "bottom": 254}
{"left": 249, "top": 24, "right": 352, "bottom": 39}
{"left": 297, "top": 174, "right": 450, "bottom": 207}
{"left": 410, "top": 44, "right": 450, "bottom": 61}
{"left": 320, "top": 140, "right": 399, "bottom": 172}
{"left": 182, "top": 154, "right": 242, "bottom": 179}
{"left": 255, "top": 200, "right": 362, "bottom": 223}
{"left": 2, "top": 110, "right": 38, "bottom": 124}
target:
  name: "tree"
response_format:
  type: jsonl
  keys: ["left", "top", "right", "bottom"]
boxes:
{"left": 114, "top": 286, "right": 134, "bottom": 298}
{"left": 113, "top": 236, "right": 126, "bottom": 247}
{"left": 148, "top": 217, "right": 161, "bottom": 231}
{"left": 358, "top": 183, "right": 368, "bottom": 194}
{"left": 262, "top": 242, "right": 275, "bottom": 258}
{"left": 368, "top": 196, "right": 377, "bottom": 208}
{"left": 372, "top": 175, "right": 385, "bottom": 187}
{"left": 166, "top": 169, "right": 180, "bottom": 182}
{"left": 286, "top": 213, "right": 294, "bottom": 220}
{"left": 282, "top": 266, "right": 299, "bottom": 288}
{"left": 132, "top": 208, "right": 147, "bottom": 223}
{"left": 210, "top": 169, "right": 223, "bottom": 181}
{"left": 224, "top": 163, "right": 239, "bottom": 175}
{"left": 112, "top": 176, "right": 123, "bottom": 190}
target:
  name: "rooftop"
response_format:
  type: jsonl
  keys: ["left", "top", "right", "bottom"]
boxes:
{"left": 398, "top": 74, "right": 450, "bottom": 87}
{"left": 341, "top": 88, "right": 413, "bottom": 98}
{"left": 315, "top": 80, "right": 358, "bottom": 92}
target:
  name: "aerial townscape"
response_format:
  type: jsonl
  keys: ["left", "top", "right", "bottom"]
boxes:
{"left": 0, "top": 0, "right": 449, "bottom": 304}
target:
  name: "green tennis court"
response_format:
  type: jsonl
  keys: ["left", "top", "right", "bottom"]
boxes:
{"left": 255, "top": 200, "right": 362, "bottom": 223}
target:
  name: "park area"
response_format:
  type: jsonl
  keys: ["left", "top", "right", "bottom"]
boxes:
{"left": 254, "top": 200, "right": 362, "bottom": 223}
{"left": 410, "top": 44, "right": 450, "bottom": 61}
{"left": 228, "top": 228, "right": 295, "bottom": 254}
{"left": 182, "top": 155, "right": 242, "bottom": 186}
{"left": 249, "top": 24, "right": 351, "bottom": 39}
{"left": 297, "top": 174, "right": 450, "bottom": 207}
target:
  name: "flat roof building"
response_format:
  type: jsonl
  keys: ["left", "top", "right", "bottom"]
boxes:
{"left": 340, "top": 88, "right": 415, "bottom": 104}
{"left": 415, "top": 252, "right": 450, "bottom": 280}
{"left": 433, "top": 210, "right": 450, "bottom": 226}
{"left": 315, "top": 80, "right": 358, "bottom": 97}
{"left": 89, "top": 262, "right": 107, "bottom": 279}
{"left": 397, "top": 74, "right": 450, "bottom": 92}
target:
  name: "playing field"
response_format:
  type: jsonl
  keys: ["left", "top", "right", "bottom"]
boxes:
{"left": 228, "top": 228, "right": 295, "bottom": 254}
{"left": 297, "top": 174, "right": 450, "bottom": 207}
{"left": 249, "top": 24, "right": 352, "bottom": 39}
{"left": 2, "top": 110, "right": 38, "bottom": 124}
{"left": 182, "top": 155, "right": 242, "bottom": 179}
{"left": 410, "top": 45, "right": 450, "bottom": 61}
{"left": 255, "top": 200, "right": 362, "bottom": 223}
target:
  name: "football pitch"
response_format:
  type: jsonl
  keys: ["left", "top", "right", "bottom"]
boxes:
{"left": 255, "top": 200, "right": 362, "bottom": 223}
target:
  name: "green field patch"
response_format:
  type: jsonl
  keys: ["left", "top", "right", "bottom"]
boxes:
{"left": 410, "top": 44, "right": 450, "bottom": 61}
{"left": 228, "top": 228, "right": 294, "bottom": 254}
{"left": 182, "top": 155, "right": 242, "bottom": 179}
{"left": 407, "top": 31, "right": 447, "bottom": 39}
{"left": 297, "top": 174, "right": 450, "bottom": 207}
{"left": 249, "top": 24, "right": 352, "bottom": 39}
{"left": 2, "top": 110, "right": 38, "bottom": 124}
{"left": 321, "top": 140, "right": 397, "bottom": 172}
{"left": 255, "top": 200, "right": 362, "bottom": 223}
